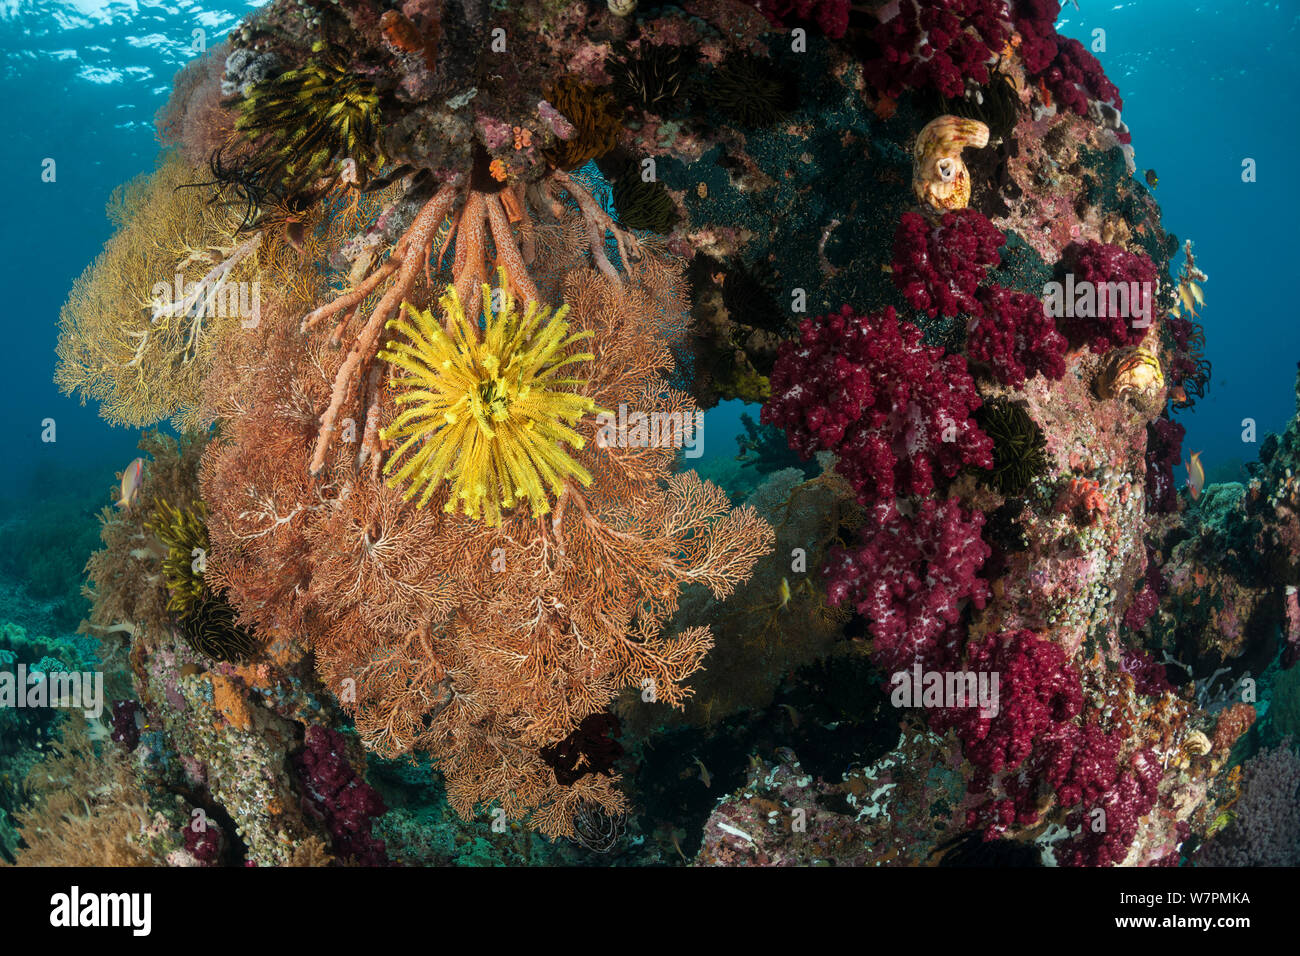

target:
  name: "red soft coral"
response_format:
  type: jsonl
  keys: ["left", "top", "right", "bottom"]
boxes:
{"left": 824, "top": 497, "right": 990, "bottom": 673}
{"left": 968, "top": 284, "right": 1068, "bottom": 387}
{"left": 1059, "top": 240, "right": 1158, "bottom": 354}
{"left": 1057, "top": 747, "right": 1162, "bottom": 866}
{"left": 892, "top": 209, "right": 1004, "bottom": 319}
{"left": 1145, "top": 416, "right": 1185, "bottom": 514}
{"left": 746, "top": 0, "right": 850, "bottom": 38}
{"left": 936, "top": 629, "right": 1083, "bottom": 782}
{"left": 762, "top": 305, "right": 993, "bottom": 507}
{"left": 1012, "top": 0, "right": 1062, "bottom": 73}
{"left": 864, "top": 0, "right": 1012, "bottom": 99}
{"left": 1039, "top": 36, "right": 1123, "bottom": 116}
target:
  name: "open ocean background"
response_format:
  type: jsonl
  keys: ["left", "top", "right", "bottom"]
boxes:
{"left": 0, "top": 0, "right": 1296, "bottom": 631}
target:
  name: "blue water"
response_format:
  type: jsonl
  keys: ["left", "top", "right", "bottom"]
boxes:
{"left": 1057, "top": 1, "right": 1300, "bottom": 478}
{"left": 1, "top": 0, "right": 1296, "bottom": 496}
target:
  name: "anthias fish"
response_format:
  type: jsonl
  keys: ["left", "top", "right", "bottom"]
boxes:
{"left": 1186, "top": 451, "right": 1205, "bottom": 501}
{"left": 116, "top": 457, "right": 144, "bottom": 509}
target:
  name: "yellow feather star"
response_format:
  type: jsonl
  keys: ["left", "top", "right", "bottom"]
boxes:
{"left": 378, "top": 273, "right": 597, "bottom": 525}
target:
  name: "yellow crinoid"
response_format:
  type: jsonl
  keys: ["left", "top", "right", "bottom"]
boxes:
{"left": 378, "top": 271, "right": 597, "bottom": 524}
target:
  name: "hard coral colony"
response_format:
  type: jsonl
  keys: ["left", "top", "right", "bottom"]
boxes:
{"left": 28, "top": 0, "right": 1290, "bottom": 877}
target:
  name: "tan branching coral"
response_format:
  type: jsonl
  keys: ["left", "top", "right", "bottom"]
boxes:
{"left": 55, "top": 154, "right": 265, "bottom": 429}
{"left": 10, "top": 716, "right": 166, "bottom": 867}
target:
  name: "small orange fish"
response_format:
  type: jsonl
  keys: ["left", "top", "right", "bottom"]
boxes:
{"left": 116, "top": 457, "right": 144, "bottom": 509}
{"left": 1185, "top": 451, "right": 1205, "bottom": 501}
{"left": 1170, "top": 384, "right": 1188, "bottom": 404}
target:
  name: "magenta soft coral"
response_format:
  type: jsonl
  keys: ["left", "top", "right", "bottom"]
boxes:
{"left": 1119, "top": 648, "right": 1173, "bottom": 696}
{"left": 968, "top": 285, "right": 1068, "bottom": 387}
{"left": 1145, "top": 416, "right": 1185, "bottom": 514}
{"left": 745, "top": 0, "right": 850, "bottom": 39}
{"left": 864, "top": 0, "right": 1011, "bottom": 98}
{"left": 893, "top": 211, "right": 1066, "bottom": 387}
{"left": 1060, "top": 240, "right": 1158, "bottom": 354}
{"left": 865, "top": 1, "right": 1122, "bottom": 116}
{"left": 892, "top": 209, "right": 1004, "bottom": 319}
{"left": 937, "top": 630, "right": 1082, "bottom": 780}
{"left": 934, "top": 630, "right": 1164, "bottom": 864}
{"left": 293, "top": 725, "right": 389, "bottom": 866}
{"left": 1122, "top": 547, "right": 1167, "bottom": 635}
{"left": 824, "top": 498, "right": 990, "bottom": 673}
{"left": 1057, "top": 748, "right": 1162, "bottom": 866}
{"left": 1013, "top": 1, "right": 1123, "bottom": 115}
{"left": 1012, "top": 0, "right": 1061, "bottom": 73}
{"left": 762, "top": 304, "right": 993, "bottom": 507}
{"left": 1040, "top": 37, "right": 1123, "bottom": 116}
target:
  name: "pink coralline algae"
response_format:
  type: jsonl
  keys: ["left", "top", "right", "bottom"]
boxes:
{"left": 292, "top": 725, "right": 389, "bottom": 866}
{"left": 864, "top": 0, "right": 1012, "bottom": 98}
{"left": 1060, "top": 240, "right": 1158, "bottom": 354}
{"left": 968, "top": 284, "right": 1068, "bottom": 387}
{"left": 892, "top": 209, "right": 1004, "bottom": 319}
{"left": 824, "top": 497, "right": 990, "bottom": 673}
{"left": 744, "top": 0, "right": 850, "bottom": 38}
{"left": 762, "top": 305, "right": 993, "bottom": 507}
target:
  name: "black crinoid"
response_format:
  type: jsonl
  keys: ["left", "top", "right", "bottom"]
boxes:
{"left": 231, "top": 47, "right": 385, "bottom": 201}
{"left": 698, "top": 52, "right": 798, "bottom": 128}
{"left": 975, "top": 398, "right": 1048, "bottom": 498}
{"left": 721, "top": 259, "right": 794, "bottom": 357}
{"left": 606, "top": 157, "right": 678, "bottom": 233}
{"left": 1165, "top": 314, "right": 1212, "bottom": 410}
{"left": 179, "top": 591, "right": 260, "bottom": 663}
{"left": 178, "top": 146, "right": 310, "bottom": 234}
{"left": 608, "top": 39, "right": 694, "bottom": 116}
{"left": 569, "top": 800, "right": 626, "bottom": 854}
{"left": 917, "top": 69, "right": 1022, "bottom": 144}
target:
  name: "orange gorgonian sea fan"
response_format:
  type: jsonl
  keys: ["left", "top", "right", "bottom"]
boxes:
{"left": 201, "top": 243, "right": 773, "bottom": 838}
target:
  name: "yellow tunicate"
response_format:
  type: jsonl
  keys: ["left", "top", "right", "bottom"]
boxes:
{"left": 912, "top": 115, "right": 990, "bottom": 211}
